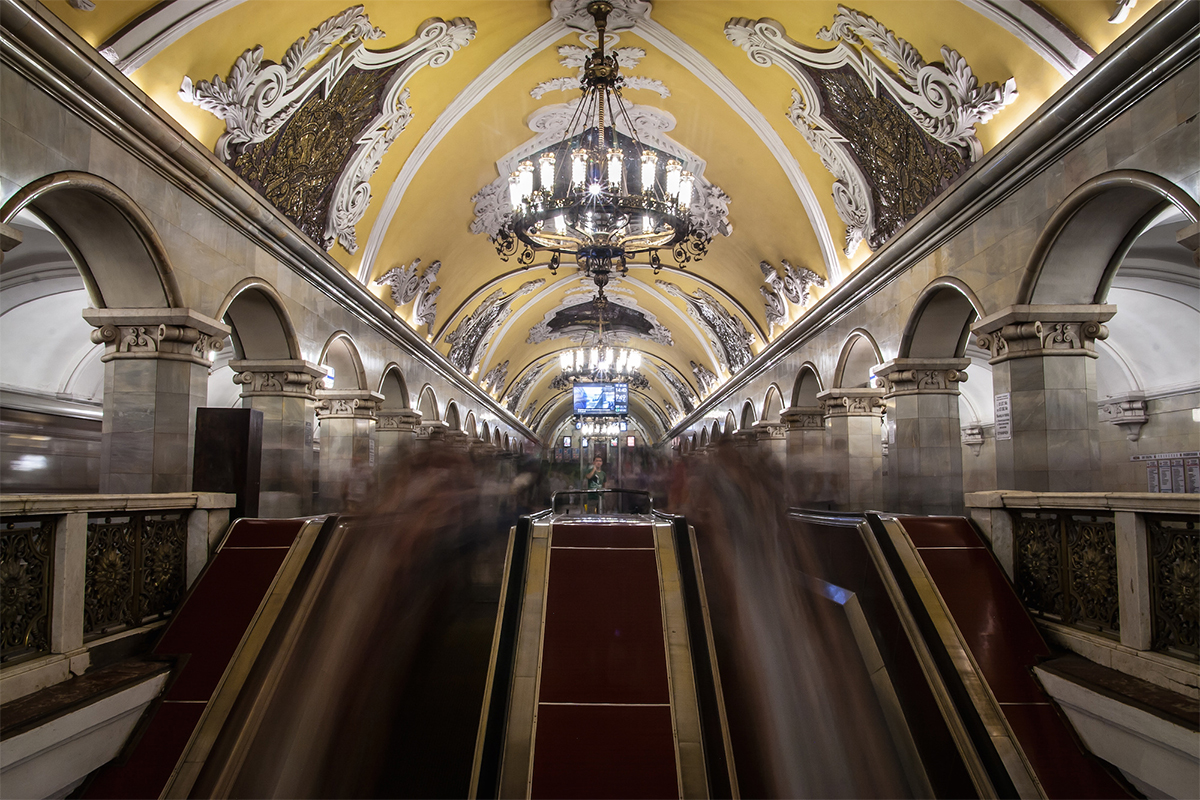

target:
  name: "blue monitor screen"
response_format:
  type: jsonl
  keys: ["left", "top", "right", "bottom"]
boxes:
{"left": 573, "top": 383, "right": 628, "bottom": 416}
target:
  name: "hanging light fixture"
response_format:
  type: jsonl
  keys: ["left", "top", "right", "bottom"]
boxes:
{"left": 560, "top": 345, "right": 642, "bottom": 382}
{"left": 494, "top": 0, "right": 709, "bottom": 289}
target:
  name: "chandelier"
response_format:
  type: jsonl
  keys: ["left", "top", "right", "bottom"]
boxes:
{"left": 560, "top": 345, "right": 641, "bottom": 381}
{"left": 579, "top": 418, "right": 625, "bottom": 438}
{"left": 495, "top": 0, "right": 709, "bottom": 289}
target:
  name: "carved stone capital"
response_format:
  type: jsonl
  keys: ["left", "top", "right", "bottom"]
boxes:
{"left": 377, "top": 409, "right": 423, "bottom": 432}
{"left": 817, "top": 388, "right": 886, "bottom": 418}
{"left": 1098, "top": 392, "right": 1149, "bottom": 441}
{"left": 230, "top": 359, "right": 327, "bottom": 400}
{"left": 752, "top": 422, "right": 787, "bottom": 441}
{"left": 732, "top": 430, "right": 758, "bottom": 447}
{"left": 961, "top": 424, "right": 985, "bottom": 456}
{"left": 84, "top": 308, "right": 229, "bottom": 367}
{"left": 875, "top": 358, "right": 970, "bottom": 397}
{"left": 972, "top": 305, "right": 1115, "bottom": 364}
{"left": 414, "top": 421, "right": 450, "bottom": 440}
{"left": 315, "top": 389, "right": 384, "bottom": 420}
{"left": 781, "top": 406, "right": 825, "bottom": 431}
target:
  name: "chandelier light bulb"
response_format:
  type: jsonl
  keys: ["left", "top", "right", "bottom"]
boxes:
{"left": 560, "top": 352, "right": 572, "bottom": 370}
{"left": 590, "top": 348, "right": 599, "bottom": 369}
{"left": 571, "top": 149, "right": 588, "bottom": 188}
{"left": 539, "top": 152, "right": 556, "bottom": 191}
{"left": 554, "top": 214, "right": 566, "bottom": 234}
{"left": 629, "top": 351, "right": 641, "bottom": 369}
{"left": 640, "top": 151, "right": 657, "bottom": 193}
{"left": 518, "top": 161, "right": 534, "bottom": 203}
{"left": 665, "top": 160, "right": 682, "bottom": 198}
{"left": 508, "top": 171, "right": 523, "bottom": 210}
{"left": 607, "top": 148, "right": 623, "bottom": 190}
{"left": 679, "top": 171, "right": 695, "bottom": 210}
{"left": 575, "top": 349, "right": 584, "bottom": 370}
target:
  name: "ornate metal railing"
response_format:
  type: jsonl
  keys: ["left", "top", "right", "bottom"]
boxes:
{"left": 967, "top": 492, "right": 1199, "bottom": 667}
{"left": 0, "top": 493, "right": 235, "bottom": 692}
{"left": 1013, "top": 510, "right": 1119, "bottom": 635}
{"left": 1147, "top": 514, "right": 1198, "bottom": 658}
{"left": 1, "top": 517, "right": 55, "bottom": 664}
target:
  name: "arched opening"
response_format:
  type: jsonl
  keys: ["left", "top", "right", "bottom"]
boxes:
{"left": 417, "top": 385, "right": 439, "bottom": 422}
{"left": 723, "top": 410, "right": 737, "bottom": 436}
{"left": 212, "top": 279, "right": 304, "bottom": 409}
{"left": 445, "top": 401, "right": 462, "bottom": 431}
{"left": 900, "top": 278, "right": 985, "bottom": 359}
{"left": 699, "top": 428, "right": 710, "bottom": 447}
{"left": 791, "top": 363, "right": 823, "bottom": 407}
{"left": 378, "top": 365, "right": 410, "bottom": 411}
{"left": 480, "top": 421, "right": 491, "bottom": 444}
{"left": 1019, "top": 170, "right": 1200, "bottom": 305}
{"left": 0, "top": 172, "right": 181, "bottom": 309}
{"left": 318, "top": 332, "right": 368, "bottom": 391}
{"left": 834, "top": 330, "right": 884, "bottom": 389}
{"left": 709, "top": 420, "right": 720, "bottom": 443}
{"left": 493, "top": 428, "right": 502, "bottom": 446}
{"left": 463, "top": 410, "right": 478, "bottom": 438}
{"left": 740, "top": 399, "right": 757, "bottom": 429}
{"left": 762, "top": 384, "right": 784, "bottom": 422}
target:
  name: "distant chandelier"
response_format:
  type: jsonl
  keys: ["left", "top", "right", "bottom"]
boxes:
{"left": 560, "top": 345, "right": 642, "bottom": 382}
{"left": 579, "top": 418, "right": 625, "bottom": 438}
{"left": 495, "top": 0, "right": 709, "bottom": 290}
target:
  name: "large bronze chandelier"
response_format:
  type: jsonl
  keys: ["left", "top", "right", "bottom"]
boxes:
{"left": 494, "top": 1, "right": 709, "bottom": 290}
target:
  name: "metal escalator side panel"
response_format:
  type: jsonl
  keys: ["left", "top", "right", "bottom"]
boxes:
{"left": 496, "top": 518, "right": 553, "bottom": 799}
{"left": 190, "top": 514, "right": 348, "bottom": 798}
{"left": 161, "top": 515, "right": 332, "bottom": 799}
{"left": 869, "top": 514, "right": 1044, "bottom": 799}
{"left": 845, "top": 512, "right": 1005, "bottom": 799}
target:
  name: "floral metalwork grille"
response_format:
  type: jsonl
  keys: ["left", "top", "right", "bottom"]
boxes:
{"left": 1, "top": 517, "right": 53, "bottom": 664}
{"left": 1148, "top": 515, "right": 1198, "bottom": 659}
{"left": 85, "top": 512, "right": 187, "bottom": 639}
{"left": 1014, "top": 511, "right": 1119, "bottom": 634}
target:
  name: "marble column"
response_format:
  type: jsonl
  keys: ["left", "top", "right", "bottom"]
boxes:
{"left": 973, "top": 305, "right": 1115, "bottom": 492}
{"left": 84, "top": 308, "right": 229, "bottom": 494}
{"left": 376, "top": 409, "right": 421, "bottom": 483}
{"left": 782, "top": 406, "right": 829, "bottom": 507}
{"left": 315, "top": 389, "right": 383, "bottom": 512}
{"left": 817, "top": 388, "right": 885, "bottom": 511}
{"left": 752, "top": 421, "right": 787, "bottom": 470}
{"left": 733, "top": 429, "right": 757, "bottom": 449}
{"left": 230, "top": 359, "right": 325, "bottom": 517}
{"left": 876, "top": 358, "right": 971, "bottom": 515}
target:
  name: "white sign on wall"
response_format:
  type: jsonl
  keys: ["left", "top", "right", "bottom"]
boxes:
{"left": 994, "top": 393, "right": 1012, "bottom": 441}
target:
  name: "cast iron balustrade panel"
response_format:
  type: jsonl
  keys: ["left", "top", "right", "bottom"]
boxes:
{"left": 84, "top": 512, "right": 187, "bottom": 640}
{"left": 0, "top": 517, "right": 54, "bottom": 664}
{"left": 1014, "top": 511, "right": 1119, "bottom": 635}
{"left": 1148, "top": 515, "right": 1198, "bottom": 659}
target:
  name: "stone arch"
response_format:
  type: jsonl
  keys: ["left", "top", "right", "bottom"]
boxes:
{"left": 317, "top": 331, "right": 368, "bottom": 390}
{"left": 709, "top": 420, "right": 720, "bottom": 442}
{"left": 699, "top": 428, "right": 710, "bottom": 447}
{"left": 377, "top": 364, "right": 410, "bottom": 410}
{"left": 445, "top": 401, "right": 462, "bottom": 431}
{"left": 723, "top": 410, "right": 737, "bottom": 436}
{"left": 791, "top": 362, "right": 824, "bottom": 406}
{"left": 216, "top": 278, "right": 302, "bottom": 360}
{"left": 464, "top": 410, "right": 478, "bottom": 438}
{"left": 493, "top": 427, "right": 503, "bottom": 446}
{"left": 762, "top": 383, "right": 784, "bottom": 422}
{"left": 480, "top": 420, "right": 491, "bottom": 444}
{"left": 0, "top": 171, "right": 182, "bottom": 308}
{"left": 834, "top": 329, "right": 884, "bottom": 389}
{"left": 503, "top": 433, "right": 511, "bottom": 450}
{"left": 899, "top": 277, "right": 986, "bottom": 359}
{"left": 740, "top": 399, "right": 757, "bottom": 429}
{"left": 1018, "top": 170, "right": 1200, "bottom": 305}
{"left": 417, "top": 384, "right": 440, "bottom": 422}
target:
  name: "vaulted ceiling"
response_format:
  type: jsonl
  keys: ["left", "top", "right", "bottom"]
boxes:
{"left": 46, "top": 0, "right": 1152, "bottom": 438}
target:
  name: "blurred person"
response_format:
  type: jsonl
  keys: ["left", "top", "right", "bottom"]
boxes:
{"left": 679, "top": 440, "right": 912, "bottom": 798}
{"left": 583, "top": 454, "right": 606, "bottom": 512}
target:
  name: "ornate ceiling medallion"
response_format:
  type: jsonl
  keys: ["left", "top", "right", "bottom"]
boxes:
{"left": 375, "top": 258, "right": 441, "bottom": 329}
{"left": 760, "top": 259, "right": 826, "bottom": 335}
{"left": 526, "top": 284, "right": 672, "bottom": 347}
{"left": 180, "top": 7, "right": 476, "bottom": 254}
{"left": 444, "top": 279, "right": 544, "bottom": 375}
{"left": 726, "top": 7, "right": 1016, "bottom": 256}
{"left": 657, "top": 280, "right": 755, "bottom": 375}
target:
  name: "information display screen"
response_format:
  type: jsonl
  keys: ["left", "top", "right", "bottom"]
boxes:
{"left": 573, "top": 382, "right": 628, "bottom": 416}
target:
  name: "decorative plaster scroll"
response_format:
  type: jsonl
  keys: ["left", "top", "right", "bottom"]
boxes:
{"left": 657, "top": 281, "right": 755, "bottom": 374}
{"left": 180, "top": 8, "right": 476, "bottom": 253}
{"left": 551, "top": 0, "right": 651, "bottom": 33}
{"left": 655, "top": 366, "right": 697, "bottom": 415}
{"left": 760, "top": 259, "right": 826, "bottom": 334}
{"left": 1109, "top": 0, "right": 1138, "bottom": 24}
{"left": 726, "top": 9, "right": 1016, "bottom": 256}
{"left": 691, "top": 360, "right": 718, "bottom": 396}
{"left": 445, "top": 279, "right": 544, "bottom": 374}
{"left": 481, "top": 360, "right": 509, "bottom": 395}
{"left": 376, "top": 258, "right": 441, "bottom": 329}
{"left": 664, "top": 401, "right": 679, "bottom": 423}
{"left": 533, "top": 43, "right": 670, "bottom": 99}
{"left": 526, "top": 285, "right": 673, "bottom": 347}
{"left": 66, "top": 0, "right": 94, "bottom": 10}
{"left": 504, "top": 363, "right": 548, "bottom": 414}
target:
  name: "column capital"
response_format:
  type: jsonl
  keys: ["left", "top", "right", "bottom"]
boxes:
{"left": 732, "top": 429, "right": 757, "bottom": 447}
{"left": 415, "top": 420, "right": 449, "bottom": 439}
{"left": 1098, "top": 392, "right": 1149, "bottom": 441}
{"left": 875, "top": 358, "right": 971, "bottom": 397}
{"left": 752, "top": 421, "right": 787, "bottom": 440}
{"left": 971, "top": 304, "right": 1115, "bottom": 364}
{"left": 315, "top": 389, "right": 384, "bottom": 420}
{"left": 817, "top": 388, "right": 886, "bottom": 418}
{"left": 231, "top": 359, "right": 327, "bottom": 400}
{"left": 84, "top": 307, "right": 230, "bottom": 367}
{"left": 377, "top": 409, "right": 422, "bottom": 432}
{"left": 781, "top": 406, "right": 825, "bottom": 430}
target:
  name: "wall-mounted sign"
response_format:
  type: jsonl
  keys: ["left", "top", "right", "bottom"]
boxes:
{"left": 994, "top": 393, "right": 1012, "bottom": 441}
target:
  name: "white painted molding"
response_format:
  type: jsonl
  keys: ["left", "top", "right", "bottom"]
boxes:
{"left": 99, "top": 0, "right": 248, "bottom": 73}
{"left": 957, "top": 0, "right": 1093, "bottom": 77}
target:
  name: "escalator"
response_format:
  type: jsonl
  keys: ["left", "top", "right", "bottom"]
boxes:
{"left": 78, "top": 496, "right": 1132, "bottom": 798}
